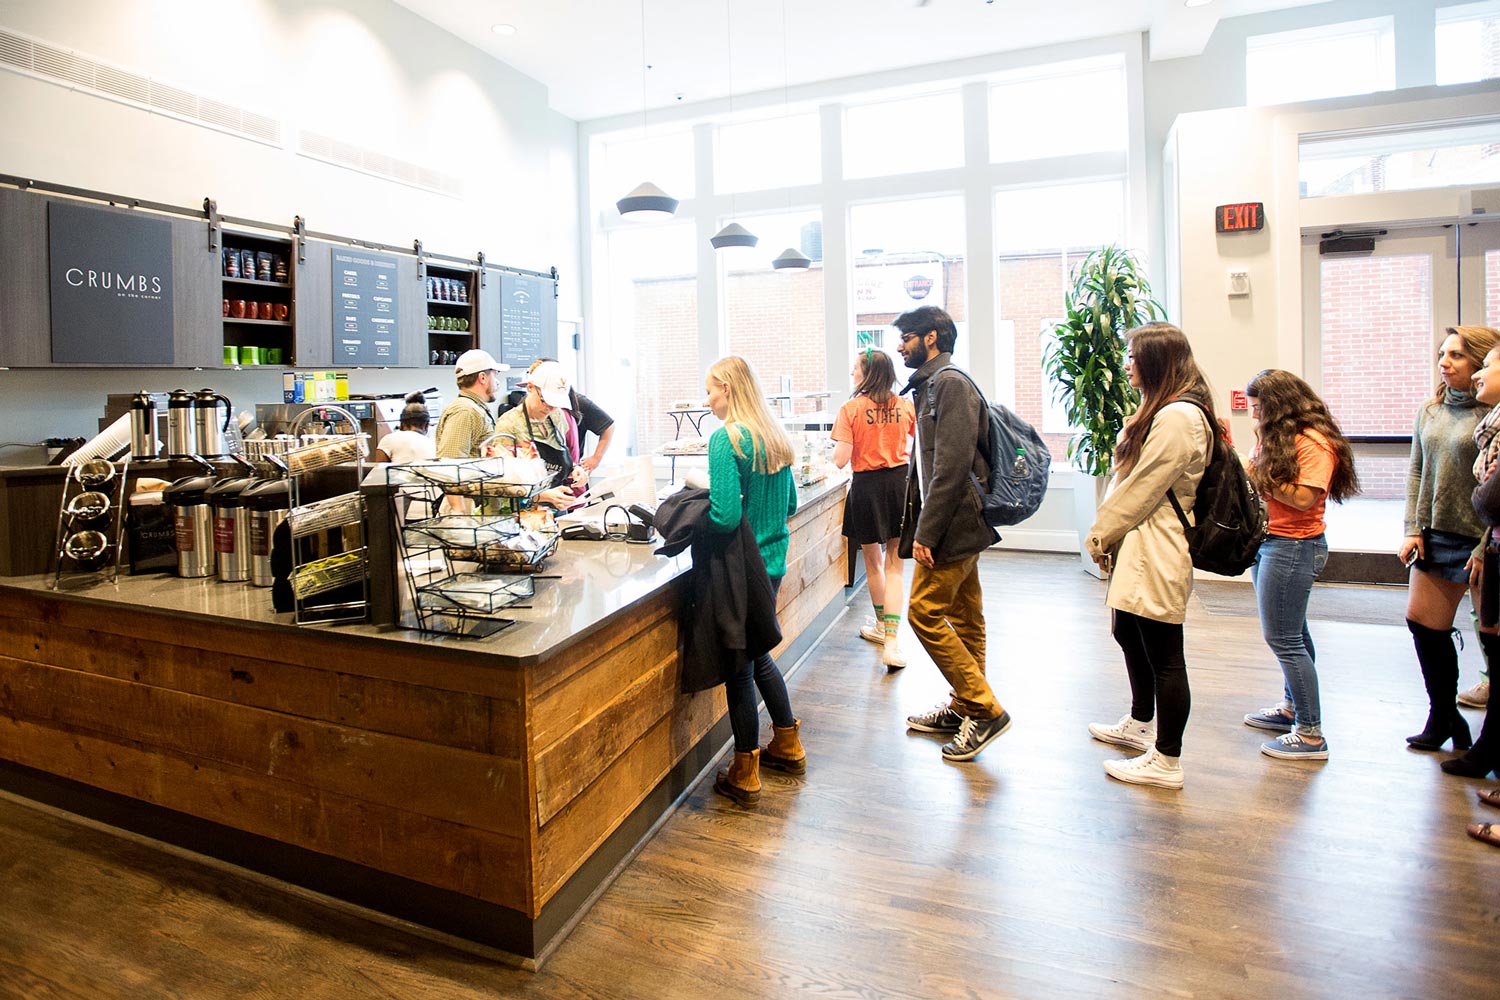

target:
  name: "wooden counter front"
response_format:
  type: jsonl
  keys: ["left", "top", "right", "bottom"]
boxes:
{"left": 0, "top": 479, "right": 849, "bottom": 965}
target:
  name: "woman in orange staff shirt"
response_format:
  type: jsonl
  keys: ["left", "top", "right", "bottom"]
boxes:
{"left": 832, "top": 348, "right": 915, "bottom": 669}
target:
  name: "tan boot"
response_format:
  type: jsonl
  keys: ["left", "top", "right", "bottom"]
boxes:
{"left": 713, "top": 749, "right": 761, "bottom": 805}
{"left": 761, "top": 720, "right": 807, "bottom": 775}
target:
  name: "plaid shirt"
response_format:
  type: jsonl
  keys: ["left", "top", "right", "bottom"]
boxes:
{"left": 434, "top": 391, "right": 495, "bottom": 459}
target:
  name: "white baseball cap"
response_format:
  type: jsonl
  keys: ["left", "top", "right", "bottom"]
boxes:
{"left": 520, "top": 360, "right": 571, "bottom": 409}
{"left": 454, "top": 349, "right": 507, "bottom": 378}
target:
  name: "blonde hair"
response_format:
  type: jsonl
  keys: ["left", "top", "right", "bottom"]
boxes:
{"left": 1432, "top": 326, "right": 1500, "bottom": 408}
{"left": 707, "top": 356, "right": 795, "bottom": 474}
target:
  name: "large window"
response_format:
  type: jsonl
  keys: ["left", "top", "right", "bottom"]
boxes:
{"left": 1437, "top": 1, "right": 1500, "bottom": 85}
{"left": 1246, "top": 17, "right": 1396, "bottom": 107}
{"left": 715, "top": 113, "right": 821, "bottom": 195}
{"left": 844, "top": 91, "right": 964, "bottom": 179}
{"left": 849, "top": 196, "right": 966, "bottom": 366}
{"left": 994, "top": 180, "right": 1125, "bottom": 458}
{"left": 989, "top": 58, "right": 1126, "bottom": 163}
{"left": 1299, "top": 118, "right": 1500, "bottom": 198}
{"left": 723, "top": 209, "right": 825, "bottom": 415}
{"left": 602, "top": 224, "right": 699, "bottom": 457}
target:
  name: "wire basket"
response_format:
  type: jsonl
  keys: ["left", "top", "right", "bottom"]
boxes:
{"left": 444, "top": 526, "right": 560, "bottom": 571}
{"left": 402, "top": 513, "right": 524, "bottom": 549}
{"left": 288, "top": 492, "right": 364, "bottom": 538}
{"left": 416, "top": 573, "right": 536, "bottom": 614}
{"left": 285, "top": 434, "right": 369, "bottom": 475}
{"left": 289, "top": 547, "right": 368, "bottom": 599}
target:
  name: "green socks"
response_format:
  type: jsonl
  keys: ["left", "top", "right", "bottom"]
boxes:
{"left": 882, "top": 613, "right": 900, "bottom": 637}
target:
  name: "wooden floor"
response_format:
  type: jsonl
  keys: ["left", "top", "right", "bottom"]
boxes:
{"left": 2, "top": 551, "right": 1497, "bottom": 999}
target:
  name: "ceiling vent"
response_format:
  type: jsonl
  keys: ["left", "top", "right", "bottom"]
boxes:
{"left": 0, "top": 26, "right": 282, "bottom": 148}
{"left": 297, "top": 130, "right": 463, "bottom": 199}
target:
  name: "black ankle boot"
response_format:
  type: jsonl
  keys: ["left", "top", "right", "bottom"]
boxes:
{"left": 1408, "top": 620, "right": 1467, "bottom": 750}
{"left": 1446, "top": 642, "right": 1500, "bottom": 774}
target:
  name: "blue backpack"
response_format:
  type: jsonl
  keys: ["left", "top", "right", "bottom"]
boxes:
{"left": 925, "top": 366, "right": 1051, "bottom": 527}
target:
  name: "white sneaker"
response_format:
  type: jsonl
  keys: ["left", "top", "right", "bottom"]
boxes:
{"left": 1103, "top": 748, "right": 1183, "bottom": 789}
{"left": 881, "top": 630, "right": 906, "bottom": 669}
{"left": 1088, "top": 713, "right": 1157, "bottom": 752}
{"left": 1459, "top": 679, "right": 1490, "bottom": 709}
{"left": 859, "top": 618, "right": 886, "bottom": 644}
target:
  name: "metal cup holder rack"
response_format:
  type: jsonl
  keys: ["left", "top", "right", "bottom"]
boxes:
{"left": 285, "top": 405, "right": 369, "bottom": 626}
{"left": 51, "top": 457, "right": 130, "bottom": 588}
{"left": 385, "top": 458, "right": 559, "bottom": 639}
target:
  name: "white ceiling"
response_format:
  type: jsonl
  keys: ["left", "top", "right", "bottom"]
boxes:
{"left": 391, "top": 0, "right": 1327, "bottom": 121}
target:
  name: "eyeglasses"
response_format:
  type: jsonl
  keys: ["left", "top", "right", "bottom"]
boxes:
{"left": 898, "top": 331, "right": 924, "bottom": 344}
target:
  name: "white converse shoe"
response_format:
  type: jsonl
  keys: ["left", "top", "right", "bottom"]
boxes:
{"left": 881, "top": 630, "right": 906, "bottom": 669}
{"left": 859, "top": 617, "right": 886, "bottom": 645}
{"left": 1087, "top": 713, "right": 1157, "bottom": 752}
{"left": 1103, "top": 748, "right": 1183, "bottom": 789}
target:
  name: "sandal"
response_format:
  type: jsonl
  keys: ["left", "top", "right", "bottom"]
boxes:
{"left": 1479, "top": 788, "right": 1500, "bottom": 809}
{"left": 1467, "top": 823, "right": 1500, "bottom": 847}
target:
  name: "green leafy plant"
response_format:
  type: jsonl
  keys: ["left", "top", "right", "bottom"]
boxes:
{"left": 1044, "top": 245, "right": 1164, "bottom": 478}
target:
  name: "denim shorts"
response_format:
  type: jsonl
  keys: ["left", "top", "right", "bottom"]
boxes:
{"left": 1418, "top": 529, "right": 1480, "bottom": 584}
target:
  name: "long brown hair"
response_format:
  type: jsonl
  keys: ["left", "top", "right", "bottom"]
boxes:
{"left": 852, "top": 347, "right": 898, "bottom": 406}
{"left": 1429, "top": 326, "right": 1500, "bottom": 408}
{"left": 1245, "top": 369, "right": 1360, "bottom": 503}
{"left": 1112, "top": 322, "right": 1217, "bottom": 477}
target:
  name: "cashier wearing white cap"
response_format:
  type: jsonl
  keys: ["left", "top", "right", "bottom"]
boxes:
{"left": 434, "top": 349, "right": 507, "bottom": 460}
{"left": 492, "top": 360, "right": 588, "bottom": 509}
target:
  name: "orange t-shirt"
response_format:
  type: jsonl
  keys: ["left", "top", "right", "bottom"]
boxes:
{"left": 832, "top": 394, "right": 914, "bottom": 473}
{"left": 1255, "top": 428, "right": 1336, "bottom": 539}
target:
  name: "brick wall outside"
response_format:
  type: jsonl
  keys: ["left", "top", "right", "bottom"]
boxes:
{"left": 632, "top": 278, "right": 704, "bottom": 454}
{"left": 998, "top": 252, "right": 1091, "bottom": 460}
{"left": 726, "top": 263, "right": 827, "bottom": 420}
{"left": 1489, "top": 249, "right": 1500, "bottom": 327}
{"left": 1320, "top": 254, "right": 1432, "bottom": 499}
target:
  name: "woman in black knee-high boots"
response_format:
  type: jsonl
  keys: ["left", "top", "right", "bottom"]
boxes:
{"left": 1445, "top": 337, "right": 1500, "bottom": 776}
{"left": 1400, "top": 326, "right": 1500, "bottom": 754}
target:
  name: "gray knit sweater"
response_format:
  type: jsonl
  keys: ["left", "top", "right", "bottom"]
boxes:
{"left": 1405, "top": 389, "right": 1488, "bottom": 539}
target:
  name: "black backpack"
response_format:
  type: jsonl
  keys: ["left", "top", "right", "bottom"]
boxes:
{"left": 1163, "top": 398, "right": 1268, "bottom": 576}
{"left": 925, "top": 366, "right": 1051, "bottom": 527}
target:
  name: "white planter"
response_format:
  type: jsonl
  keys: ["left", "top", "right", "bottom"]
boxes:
{"left": 1073, "top": 471, "right": 1111, "bottom": 579}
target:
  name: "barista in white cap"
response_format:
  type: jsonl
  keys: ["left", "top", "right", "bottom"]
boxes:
{"left": 434, "top": 349, "right": 507, "bottom": 460}
{"left": 493, "top": 359, "right": 588, "bottom": 508}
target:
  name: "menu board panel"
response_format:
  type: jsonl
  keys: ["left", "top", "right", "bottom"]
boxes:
{"left": 498, "top": 273, "right": 556, "bottom": 370}
{"left": 332, "top": 249, "right": 400, "bottom": 364}
{"left": 48, "top": 201, "right": 175, "bottom": 364}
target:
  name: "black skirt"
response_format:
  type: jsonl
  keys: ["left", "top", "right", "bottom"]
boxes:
{"left": 843, "top": 465, "right": 909, "bottom": 545}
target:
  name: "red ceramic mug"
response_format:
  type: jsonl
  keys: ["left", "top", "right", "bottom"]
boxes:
{"left": 247, "top": 301, "right": 259, "bottom": 320}
{"left": 229, "top": 300, "right": 247, "bottom": 318}
{"left": 272, "top": 303, "right": 289, "bottom": 321}
{"left": 222, "top": 298, "right": 230, "bottom": 317}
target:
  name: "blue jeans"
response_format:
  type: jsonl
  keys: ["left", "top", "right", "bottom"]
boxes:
{"left": 1251, "top": 534, "right": 1329, "bottom": 739}
{"left": 726, "top": 577, "right": 796, "bottom": 752}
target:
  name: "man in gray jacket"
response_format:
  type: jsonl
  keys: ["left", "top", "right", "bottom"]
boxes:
{"left": 895, "top": 306, "right": 1012, "bottom": 762}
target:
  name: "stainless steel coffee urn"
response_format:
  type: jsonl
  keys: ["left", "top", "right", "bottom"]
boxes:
{"left": 205, "top": 477, "right": 254, "bottom": 583}
{"left": 129, "top": 391, "right": 158, "bottom": 460}
{"left": 193, "top": 389, "right": 234, "bottom": 458}
{"left": 166, "top": 388, "right": 196, "bottom": 458}
{"left": 241, "top": 479, "right": 290, "bottom": 587}
{"left": 163, "top": 476, "right": 216, "bottom": 577}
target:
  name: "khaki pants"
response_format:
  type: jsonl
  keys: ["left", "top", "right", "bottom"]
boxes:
{"left": 908, "top": 553, "right": 1001, "bottom": 719}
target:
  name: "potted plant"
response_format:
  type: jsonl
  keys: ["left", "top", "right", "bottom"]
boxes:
{"left": 1044, "top": 245, "right": 1164, "bottom": 575}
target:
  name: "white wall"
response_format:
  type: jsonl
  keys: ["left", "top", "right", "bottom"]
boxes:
{"left": 1165, "top": 79, "right": 1500, "bottom": 453}
{"left": 0, "top": 0, "right": 579, "bottom": 451}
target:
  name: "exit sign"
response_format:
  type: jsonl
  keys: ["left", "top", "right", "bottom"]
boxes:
{"left": 1216, "top": 202, "right": 1265, "bottom": 233}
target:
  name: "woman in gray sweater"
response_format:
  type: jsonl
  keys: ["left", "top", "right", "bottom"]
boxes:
{"left": 1400, "top": 325, "right": 1500, "bottom": 751}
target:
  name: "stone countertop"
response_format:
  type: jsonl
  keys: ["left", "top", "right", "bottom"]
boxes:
{"left": 1, "top": 477, "right": 848, "bottom": 667}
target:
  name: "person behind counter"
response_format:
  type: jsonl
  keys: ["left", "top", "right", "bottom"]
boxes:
{"left": 373, "top": 393, "right": 436, "bottom": 464}
{"left": 502, "top": 357, "right": 617, "bottom": 472}
{"left": 434, "top": 349, "right": 506, "bottom": 460}
{"left": 492, "top": 360, "right": 587, "bottom": 510}
{"left": 703, "top": 355, "right": 808, "bottom": 807}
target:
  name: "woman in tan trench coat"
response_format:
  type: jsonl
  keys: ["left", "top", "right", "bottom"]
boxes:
{"left": 1084, "top": 323, "right": 1217, "bottom": 790}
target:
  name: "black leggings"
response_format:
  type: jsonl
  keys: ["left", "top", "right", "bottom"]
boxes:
{"left": 726, "top": 577, "right": 796, "bottom": 752}
{"left": 1111, "top": 609, "right": 1190, "bottom": 757}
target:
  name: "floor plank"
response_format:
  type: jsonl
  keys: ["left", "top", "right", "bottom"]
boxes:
{"left": 1, "top": 551, "right": 1496, "bottom": 999}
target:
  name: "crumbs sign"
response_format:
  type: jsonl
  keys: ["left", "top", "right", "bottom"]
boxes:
{"left": 48, "top": 200, "right": 174, "bottom": 364}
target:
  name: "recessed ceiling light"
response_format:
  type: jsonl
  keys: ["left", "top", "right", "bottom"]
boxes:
{"left": 490, "top": 23, "right": 517, "bottom": 36}
{"left": 1183, "top": 0, "right": 1212, "bottom": 7}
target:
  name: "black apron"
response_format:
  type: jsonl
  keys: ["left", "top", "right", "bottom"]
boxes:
{"left": 525, "top": 411, "right": 574, "bottom": 490}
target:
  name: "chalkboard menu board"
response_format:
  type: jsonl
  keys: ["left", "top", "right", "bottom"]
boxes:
{"left": 48, "top": 201, "right": 175, "bottom": 364}
{"left": 332, "top": 249, "right": 400, "bottom": 364}
{"left": 498, "top": 273, "right": 556, "bottom": 370}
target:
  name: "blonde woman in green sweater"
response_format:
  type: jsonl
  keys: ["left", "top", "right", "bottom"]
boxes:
{"left": 704, "top": 356, "right": 806, "bottom": 806}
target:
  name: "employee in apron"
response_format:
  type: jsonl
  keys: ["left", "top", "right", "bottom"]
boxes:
{"left": 491, "top": 359, "right": 587, "bottom": 510}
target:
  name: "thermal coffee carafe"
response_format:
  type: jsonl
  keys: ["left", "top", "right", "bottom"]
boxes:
{"left": 192, "top": 389, "right": 234, "bottom": 458}
{"left": 129, "top": 391, "right": 158, "bottom": 460}
{"left": 166, "top": 388, "right": 196, "bottom": 458}
{"left": 241, "top": 479, "right": 290, "bottom": 587}
{"left": 163, "top": 476, "right": 216, "bottom": 577}
{"left": 205, "top": 477, "right": 255, "bottom": 583}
